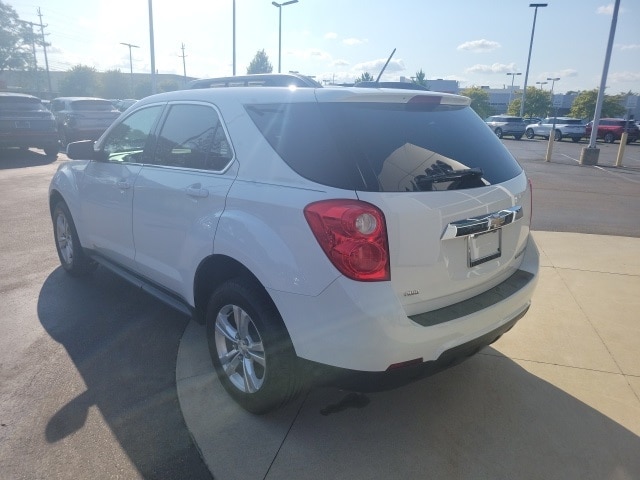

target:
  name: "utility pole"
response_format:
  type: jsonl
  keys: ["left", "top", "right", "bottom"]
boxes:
{"left": 37, "top": 8, "right": 52, "bottom": 97}
{"left": 179, "top": 43, "right": 187, "bottom": 86}
{"left": 19, "top": 20, "right": 39, "bottom": 94}
{"left": 120, "top": 42, "right": 140, "bottom": 97}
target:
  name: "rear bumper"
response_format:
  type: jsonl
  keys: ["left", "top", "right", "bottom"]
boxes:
{"left": 0, "top": 131, "right": 59, "bottom": 148}
{"left": 272, "top": 233, "right": 539, "bottom": 373}
{"left": 302, "top": 305, "right": 528, "bottom": 392}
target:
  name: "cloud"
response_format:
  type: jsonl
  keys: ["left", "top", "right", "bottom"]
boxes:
{"left": 609, "top": 71, "right": 640, "bottom": 83}
{"left": 332, "top": 59, "right": 350, "bottom": 67}
{"left": 465, "top": 63, "right": 516, "bottom": 74}
{"left": 324, "top": 32, "right": 338, "bottom": 40}
{"left": 540, "top": 69, "right": 579, "bottom": 80}
{"left": 457, "top": 39, "right": 501, "bottom": 52}
{"left": 353, "top": 58, "right": 405, "bottom": 73}
{"left": 343, "top": 38, "right": 367, "bottom": 46}
{"left": 596, "top": 4, "right": 614, "bottom": 15}
{"left": 619, "top": 44, "right": 640, "bottom": 51}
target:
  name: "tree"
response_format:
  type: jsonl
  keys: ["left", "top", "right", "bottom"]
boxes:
{"left": 246, "top": 49, "right": 273, "bottom": 74}
{"left": 507, "top": 87, "right": 552, "bottom": 118}
{"left": 158, "top": 79, "right": 180, "bottom": 93}
{"left": 413, "top": 69, "right": 428, "bottom": 89}
{"left": 460, "top": 87, "right": 491, "bottom": 119}
{"left": 569, "top": 89, "right": 625, "bottom": 120}
{"left": 355, "top": 72, "right": 374, "bottom": 83}
{"left": 58, "top": 65, "right": 98, "bottom": 96}
{"left": 98, "top": 69, "right": 128, "bottom": 99}
{"left": 0, "top": 1, "right": 34, "bottom": 73}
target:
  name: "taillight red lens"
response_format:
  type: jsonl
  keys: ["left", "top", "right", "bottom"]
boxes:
{"left": 304, "top": 199, "right": 390, "bottom": 281}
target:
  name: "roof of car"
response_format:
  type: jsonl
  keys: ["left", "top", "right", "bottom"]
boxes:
{"left": 52, "top": 97, "right": 113, "bottom": 102}
{"left": 134, "top": 85, "right": 470, "bottom": 108}
{"left": 0, "top": 92, "right": 40, "bottom": 99}
{"left": 186, "top": 73, "right": 322, "bottom": 89}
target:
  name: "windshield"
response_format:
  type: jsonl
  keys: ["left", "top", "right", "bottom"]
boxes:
{"left": 246, "top": 102, "right": 522, "bottom": 192}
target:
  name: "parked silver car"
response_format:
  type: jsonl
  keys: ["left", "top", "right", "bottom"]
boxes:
{"left": 525, "top": 117, "right": 586, "bottom": 143}
{"left": 485, "top": 115, "right": 526, "bottom": 140}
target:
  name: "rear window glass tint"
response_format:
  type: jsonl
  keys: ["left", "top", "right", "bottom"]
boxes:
{"left": 71, "top": 100, "right": 114, "bottom": 111}
{"left": 246, "top": 102, "right": 522, "bottom": 192}
{"left": 0, "top": 96, "right": 47, "bottom": 111}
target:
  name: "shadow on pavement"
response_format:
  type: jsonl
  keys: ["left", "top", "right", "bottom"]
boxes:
{"left": 179, "top": 322, "right": 640, "bottom": 480}
{"left": 0, "top": 148, "right": 60, "bottom": 169}
{"left": 37, "top": 267, "right": 212, "bottom": 479}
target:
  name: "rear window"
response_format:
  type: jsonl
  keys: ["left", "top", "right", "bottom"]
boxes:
{"left": 556, "top": 118, "right": 583, "bottom": 125}
{"left": 0, "top": 96, "right": 47, "bottom": 112}
{"left": 70, "top": 100, "right": 115, "bottom": 111}
{"left": 246, "top": 102, "right": 522, "bottom": 192}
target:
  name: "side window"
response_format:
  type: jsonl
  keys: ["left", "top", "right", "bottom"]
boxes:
{"left": 102, "top": 105, "right": 163, "bottom": 163}
{"left": 153, "top": 103, "right": 233, "bottom": 171}
{"left": 51, "top": 100, "right": 63, "bottom": 112}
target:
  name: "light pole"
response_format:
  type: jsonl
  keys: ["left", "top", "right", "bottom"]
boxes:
{"left": 120, "top": 42, "right": 140, "bottom": 97}
{"left": 536, "top": 81, "right": 547, "bottom": 90}
{"left": 506, "top": 72, "right": 521, "bottom": 111}
{"left": 272, "top": 0, "right": 298, "bottom": 73}
{"left": 520, "top": 3, "right": 548, "bottom": 117}
{"left": 545, "top": 77, "right": 560, "bottom": 162}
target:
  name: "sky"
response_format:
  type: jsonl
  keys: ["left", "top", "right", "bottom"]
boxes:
{"left": 8, "top": 0, "right": 640, "bottom": 94}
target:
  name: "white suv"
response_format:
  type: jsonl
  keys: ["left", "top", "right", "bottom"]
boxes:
{"left": 49, "top": 86, "right": 539, "bottom": 414}
{"left": 525, "top": 117, "right": 586, "bottom": 142}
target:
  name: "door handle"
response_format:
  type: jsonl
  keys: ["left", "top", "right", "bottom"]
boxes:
{"left": 116, "top": 180, "right": 131, "bottom": 189}
{"left": 186, "top": 186, "right": 209, "bottom": 198}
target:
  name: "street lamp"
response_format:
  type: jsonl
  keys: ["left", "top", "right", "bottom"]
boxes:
{"left": 547, "top": 76, "right": 560, "bottom": 95}
{"left": 272, "top": 0, "right": 298, "bottom": 73}
{"left": 520, "top": 3, "right": 548, "bottom": 117}
{"left": 536, "top": 81, "right": 548, "bottom": 90}
{"left": 506, "top": 72, "right": 521, "bottom": 110}
{"left": 120, "top": 42, "right": 140, "bottom": 97}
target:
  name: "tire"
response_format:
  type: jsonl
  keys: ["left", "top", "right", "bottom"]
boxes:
{"left": 44, "top": 145, "right": 59, "bottom": 158}
{"left": 514, "top": 134, "right": 523, "bottom": 140}
{"left": 525, "top": 128, "right": 534, "bottom": 139}
{"left": 52, "top": 201, "right": 97, "bottom": 276}
{"left": 59, "top": 129, "right": 70, "bottom": 148}
{"left": 572, "top": 137, "right": 581, "bottom": 143}
{"left": 206, "top": 278, "right": 302, "bottom": 414}
{"left": 494, "top": 127, "right": 503, "bottom": 139}
{"left": 554, "top": 130, "right": 562, "bottom": 141}
{"left": 604, "top": 132, "right": 615, "bottom": 144}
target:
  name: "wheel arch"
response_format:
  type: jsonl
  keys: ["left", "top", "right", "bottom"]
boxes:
{"left": 193, "top": 254, "right": 270, "bottom": 325}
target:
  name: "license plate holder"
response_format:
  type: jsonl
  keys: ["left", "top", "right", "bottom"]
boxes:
{"left": 15, "top": 121, "right": 31, "bottom": 129}
{"left": 468, "top": 229, "right": 501, "bottom": 267}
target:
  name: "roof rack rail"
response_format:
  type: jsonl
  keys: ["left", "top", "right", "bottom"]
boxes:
{"left": 186, "top": 73, "right": 322, "bottom": 90}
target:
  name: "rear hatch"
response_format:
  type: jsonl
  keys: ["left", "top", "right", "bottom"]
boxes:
{"left": 246, "top": 88, "right": 532, "bottom": 315}
{"left": 0, "top": 95, "right": 56, "bottom": 133}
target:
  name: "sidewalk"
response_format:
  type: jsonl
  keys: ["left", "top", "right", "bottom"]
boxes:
{"left": 176, "top": 231, "right": 640, "bottom": 480}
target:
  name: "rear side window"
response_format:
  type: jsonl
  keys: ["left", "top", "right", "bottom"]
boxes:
{"left": 246, "top": 102, "right": 522, "bottom": 192}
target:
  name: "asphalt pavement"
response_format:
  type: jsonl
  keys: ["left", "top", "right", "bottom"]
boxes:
{"left": 1, "top": 139, "right": 639, "bottom": 480}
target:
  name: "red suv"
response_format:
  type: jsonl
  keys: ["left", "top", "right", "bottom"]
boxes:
{"left": 585, "top": 118, "right": 639, "bottom": 144}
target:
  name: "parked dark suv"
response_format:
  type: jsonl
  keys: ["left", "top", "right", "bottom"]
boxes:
{"left": 585, "top": 118, "right": 639, "bottom": 144}
{"left": 0, "top": 92, "right": 59, "bottom": 157}
{"left": 51, "top": 97, "right": 121, "bottom": 146}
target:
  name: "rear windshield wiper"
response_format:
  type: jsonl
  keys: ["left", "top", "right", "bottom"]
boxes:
{"left": 414, "top": 167, "right": 484, "bottom": 191}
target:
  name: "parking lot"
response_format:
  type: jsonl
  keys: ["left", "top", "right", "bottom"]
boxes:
{"left": 1, "top": 138, "right": 639, "bottom": 479}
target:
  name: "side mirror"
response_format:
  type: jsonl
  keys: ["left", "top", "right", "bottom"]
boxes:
{"left": 66, "top": 140, "right": 99, "bottom": 160}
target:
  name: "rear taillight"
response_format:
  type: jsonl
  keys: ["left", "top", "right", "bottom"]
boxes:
{"left": 304, "top": 199, "right": 390, "bottom": 282}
